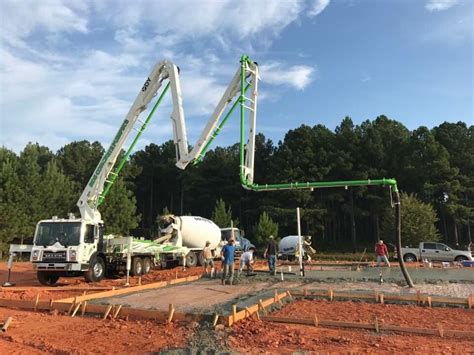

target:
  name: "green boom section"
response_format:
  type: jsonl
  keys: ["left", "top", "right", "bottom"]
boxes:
{"left": 238, "top": 55, "right": 399, "bottom": 193}
{"left": 98, "top": 82, "right": 171, "bottom": 206}
{"left": 192, "top": 82, "right": 252, "bottom": 165}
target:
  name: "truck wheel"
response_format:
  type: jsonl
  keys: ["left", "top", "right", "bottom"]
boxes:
{"left": 142, "top": 257, "right": 152, "bottom": 274}
{"left": 403, "top": 254, "right": 417, "bottom": 263}
{"left": 131, "top": 257, "right": 143, "bottom": 276}
{"left": 198, "top": 251, "right": 205, "bottom": 266}
{"left": 37, "top": 271, "right": 60, "bottom": 286}
{"left": 85, "top": 256, "right": 105, "bottom": 283}
{"left": 185, "top": 252, "right": 198, "bottom": 268}
{"left": 455, "top": 256, "right": 468, "bottom": 262}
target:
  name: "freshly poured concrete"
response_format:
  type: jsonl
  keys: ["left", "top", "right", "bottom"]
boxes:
{"left": 92, "top": 279, "right": 299, "bottom": 315}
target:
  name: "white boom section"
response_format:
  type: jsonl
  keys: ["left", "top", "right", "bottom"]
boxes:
{"left": 77, "top": 60, "right": 188, "bottom": 222}
{"left": 175, "top": 60, "right": 259, "bottom": 173}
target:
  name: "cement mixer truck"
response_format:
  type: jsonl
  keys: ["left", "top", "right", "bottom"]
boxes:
{"left": 157, "top": 215, "right": 223, "bottom": 268}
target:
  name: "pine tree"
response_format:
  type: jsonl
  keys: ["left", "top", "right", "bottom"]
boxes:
{"left": 252, "top": 211, "right": 279, "bottom": 247}
{"left": 100, "top": 177, "right": 140, "bottom": 235}
{"left": 211, "top": 198, "right": 238, "bottom": 228}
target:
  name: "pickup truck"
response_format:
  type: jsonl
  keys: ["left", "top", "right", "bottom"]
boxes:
{"left": 395, "top": 242, "right": 473, "bottom": 262}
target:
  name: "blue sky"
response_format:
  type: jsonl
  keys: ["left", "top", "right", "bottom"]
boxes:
{"left": 0, "top": 0, "right": 472, "bottom": 153}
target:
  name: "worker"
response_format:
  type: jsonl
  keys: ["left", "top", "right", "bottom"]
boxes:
{"left": 264, "top": 235, "right": 278, "bottom": 275}
{"left": 203, "top": 241, "right": 215, "bottom": 278}
{"left": 238, "top": 246, "right": 255, "bottom": 275}
{"left": 221, "top": 238, "right": 236, "bottom": 285}
{"left": 375, "top": 240, "right": 390, "bottom": 267}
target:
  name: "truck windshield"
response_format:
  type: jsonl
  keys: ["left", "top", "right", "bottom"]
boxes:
{"left": 221, "top": 229, "right": 241, "bottom": 241}
{"left": 35, "top": 222, "right": 81, "bottom": 247}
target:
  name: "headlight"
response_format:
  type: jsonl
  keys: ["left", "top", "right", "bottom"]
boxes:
{"left": 32, "top": 250, "right": 39, "bottom": 261}
{"left": 69, "top": 250, "right": 77, "bottom": 261}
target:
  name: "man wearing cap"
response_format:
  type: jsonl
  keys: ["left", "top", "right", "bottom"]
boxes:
{"left": 203, "top": 241, "right": 215, "bottom": 278}
{"left": 221, "top": 238, "right": 236, "bottom": 285}
{"left": 375, "top": 240, "right": 390, "bottom": 267}
{"left": 264, "top": 235, "right": 278, "bottom": 275}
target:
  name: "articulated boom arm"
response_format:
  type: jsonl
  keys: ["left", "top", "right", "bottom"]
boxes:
{"left": 77, "top": 60, "right": 188, "bottom": 221}
{"left": 175, "top": 59, "right": 259, "bottom": 182}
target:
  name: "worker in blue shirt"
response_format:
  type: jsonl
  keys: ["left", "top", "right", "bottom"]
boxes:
{"left": 221, "top": 238, "right": 236, "bottom": 285}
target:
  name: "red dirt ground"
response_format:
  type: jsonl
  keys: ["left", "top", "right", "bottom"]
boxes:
{"left": 230, "top": 299, "right": 474, "bottom": 353}
{"left": 0, "top": 307, "right": 191, "bottom": 353}
{"left": 0, "top": 262, "right": 206, "bottom": 301}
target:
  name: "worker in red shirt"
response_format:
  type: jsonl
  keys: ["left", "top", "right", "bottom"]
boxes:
{"left": 375, "top": 240, "right": 390, "bottom": 267}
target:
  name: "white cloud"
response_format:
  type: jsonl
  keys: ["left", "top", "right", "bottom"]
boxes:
{"left": 0, "top": 0, "right": 324, "bottom": 152}
{"left": 260, "top": 62, "right": 316, "bottom": 90}
{"left": 308, "top": 0, "right": 330, "bottom": 17}
{"left": 425, "top": 0, "right": 458, "bottom": 12}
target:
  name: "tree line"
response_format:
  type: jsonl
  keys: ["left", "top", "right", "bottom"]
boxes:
{"left": 1, "top": 116, "right": 472, "bottom": 252}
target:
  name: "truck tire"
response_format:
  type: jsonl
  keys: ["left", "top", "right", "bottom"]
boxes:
{"left": 131, "top": 257, "right": 143, "bottom": 276}
{"left": 85, "top": 255, "right": 105, "bottom": 283}
{"left": 142, "top": 257, "right": 152, "bottom": 274}
{"left": 403, "top": 253, "right": 417, "bottom": 263}
{"left": 455, "top": 256, "right": 468, "bottom": 262}
{"left": 185, "top": 252, "right": 198, "bottom": 268}
{"left": 37, "top": 271, "right": 60, "bottom": 286}
{"left": 198, "top": 251, "right": 205, "bottom": 266}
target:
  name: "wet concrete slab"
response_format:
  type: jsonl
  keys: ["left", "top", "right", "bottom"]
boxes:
{"left": 91, "top": 279, "right": 299, "bottom": 315}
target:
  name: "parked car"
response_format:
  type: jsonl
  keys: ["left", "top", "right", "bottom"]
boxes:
{"left": 394, "top": 242, "right": 473, "bottom": 262}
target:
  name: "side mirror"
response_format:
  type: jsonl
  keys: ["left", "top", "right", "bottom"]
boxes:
{"left": 445, "top": 247, "right": 450, "bottom": 251}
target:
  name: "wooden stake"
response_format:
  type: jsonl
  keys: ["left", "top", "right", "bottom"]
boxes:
{"left": 71, "top": 302, "right": 82, "bottom": 317}
{"left": 167, "top": 304, "right": 175, "bottom": 323}
{"left": 328, "top": 287, "right": 334, "bottom": 302}
{"left": 138, "top": 276, "right": 142, "bottom": 286}
{"left": 82, "top": 291, "right": 87, "bottom": 296}
{"left": 103, "top": 305, "right": 113, "bottom": 320}
{"left": 245, "top": 307, "right": 251, "bottom": 317}
{"left": 437, "top": 323, "right": 444, "bottom": 338}
{"left": 81, "top": 301, "right": 87, "bottom": 316}
{"left": 304, "top": 287, "right": 308, "bottom": 297}
{"left": 374, "top": 292, "right": 379, "bottom": 303}
{"left": 255, "top": 311, "right": 261, "bottom": 321}
{"left": 175, "top": 270, "right": 178, "bottom": 279}
{"left": 313, "top": 314, "right": 319, "bottom": 327}
{"left": 416, "top": 290, "right": 421, "bottom": 305}
{"left": 232, "top": 304, "right": 237, "bottom": 323}
{"left": 379, "top": 294, "right": 385, "bottom": 305}
{"left": 468, "top": 295, "right": 472, "bottom": 309}
{"left": 274, "top": 290, "right": 278, "bottom": 303}
{"left": 374, "top": 317, "right": 379, "bottom": 333}
{"left": 112, "top": 304, "right": 123, "bottom": 319}
{"left": 259, "top": 299, "right": 267, "bottom": 315}
{"left": 49, "top": 298, "right": 54, "bottom": 310}
{"left": 286, "top": 290, "right": 293, "bottom": 301}
{"left": 212, "top": 314, "right": 220, "bottom": 327}
{"left": 34, "top": 294, "right": 40, "bottom": 312}
{"left": 67, "top": 302, "right": 76, "bottom": 316}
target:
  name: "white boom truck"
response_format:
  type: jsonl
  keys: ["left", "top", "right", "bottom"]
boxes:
{"left": 30, "top": 56, "right": 261, "bottom": 285}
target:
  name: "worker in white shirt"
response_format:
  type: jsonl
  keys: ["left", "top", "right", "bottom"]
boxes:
{"left": 238, "top": 246, "right": 256, "bottom": 275}
{"left": 203, "top": 241, "right": 215, "bottom": 278}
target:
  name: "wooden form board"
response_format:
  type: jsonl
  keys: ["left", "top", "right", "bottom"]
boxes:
{"left": 291, "top": 289, "right": 473, "bottom": 308}
{"left": 0, "top": 297, "right": 209, "bottom": 323}
{"left": 260, "top": 315, "right": 474, "bottom": 339}
{"left": 56, "top": 275, "right": 201, "bottom": 303}
{"left": 225, "top": 290, "right": 290, "bottom": 327}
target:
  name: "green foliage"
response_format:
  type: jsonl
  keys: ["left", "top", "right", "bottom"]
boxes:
{"left": 252, "top": 211, "right": 279, "bottom": 247}
{"left": 1, "top": 117, "right": 472, "bottom": 251}
{"left": 100, "top": 178, "right": 139, "bottom": 235}
{"left": 211, "top": 198, "right": 238, "bottom": 228}
{"left": 381, "top": 192, "right": 441, "bottom": 246}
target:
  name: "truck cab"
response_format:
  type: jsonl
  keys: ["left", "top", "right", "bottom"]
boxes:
{"left": 31, "top": 215, "right": 106, "bottom": 285}
{"left": 220, "top": 227, "right": 253, "bottom": 252}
